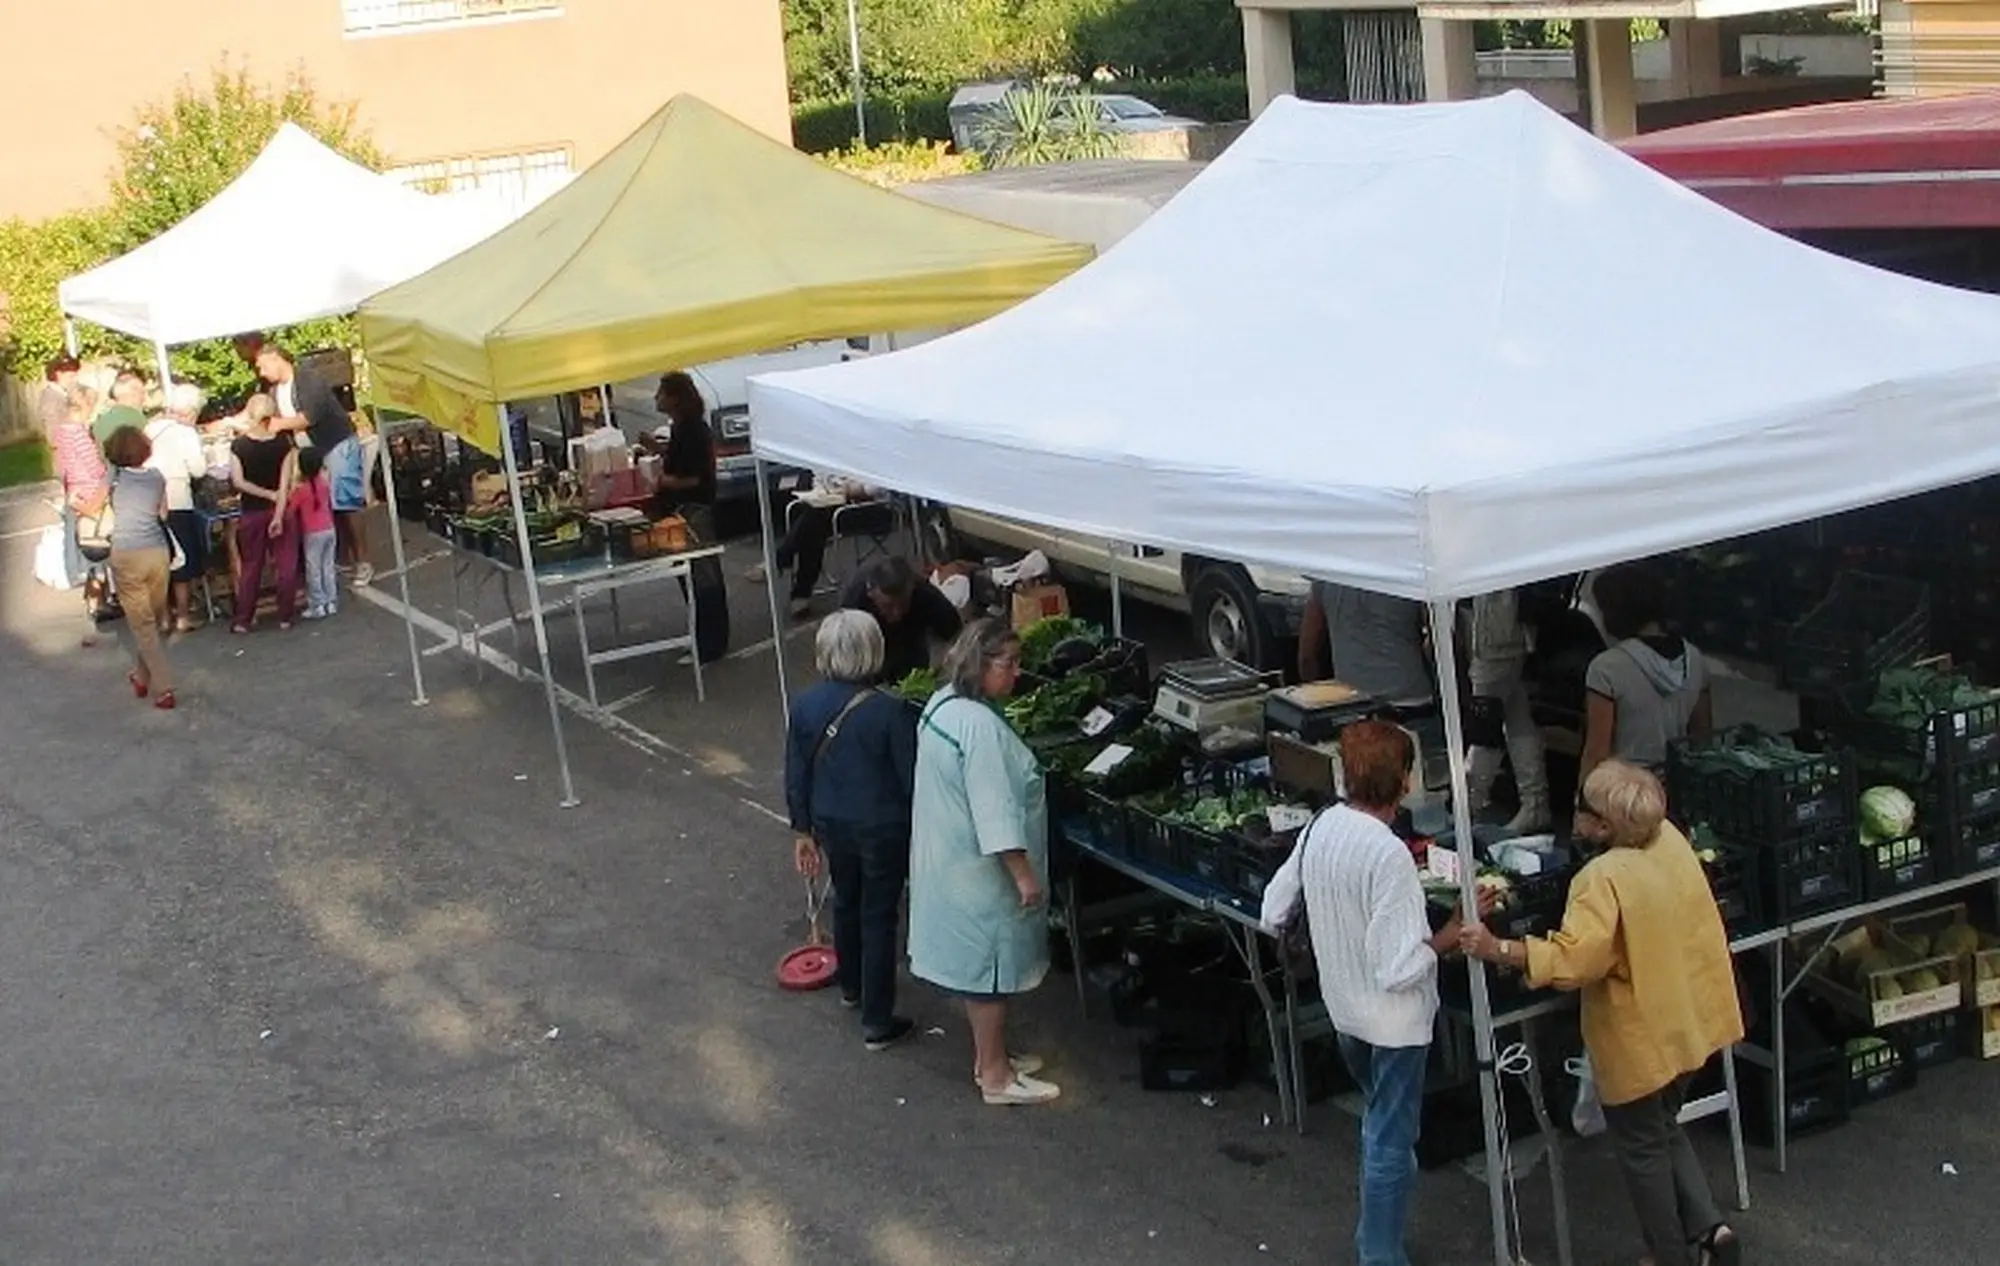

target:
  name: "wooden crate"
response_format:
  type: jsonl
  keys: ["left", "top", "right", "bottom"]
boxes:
{"left": 1886, "top": 903, "right": 2000, "bottom": 1008}
{"left": 1806, "top": 926, "right": 1964, "bottom": 1027}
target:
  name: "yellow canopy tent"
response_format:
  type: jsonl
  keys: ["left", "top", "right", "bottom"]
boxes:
{"left": 357, "top": 94, "right": 1093, "bottom": 453}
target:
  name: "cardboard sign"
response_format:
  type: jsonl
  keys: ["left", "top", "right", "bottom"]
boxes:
{"left": 1010, "top": 581, "right": 1071, "bottom": 630}
{"left": 1083, "top": 743, "right": 1135, "bottom": 777}
{"left": 1080, "top": 706, "right": 1117, "bottom": 738}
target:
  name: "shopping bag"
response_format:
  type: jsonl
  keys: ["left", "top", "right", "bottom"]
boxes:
{"left": 34, "top": 525, "right": 74, "bottom": 590}
{"left": 1568, "top": 1053, "right": 1607, "bottom": 1137}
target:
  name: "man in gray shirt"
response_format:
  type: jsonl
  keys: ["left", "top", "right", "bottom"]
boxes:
{"left": 1299, "top": 580, "right": 1434, "bottom": 706}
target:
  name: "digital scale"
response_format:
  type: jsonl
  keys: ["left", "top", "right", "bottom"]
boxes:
{"left": 1153, "top": 658, "right": 1272, "bottom": 738}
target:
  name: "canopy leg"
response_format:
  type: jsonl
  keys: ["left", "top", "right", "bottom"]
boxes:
{"left": 1429, "top": 598, "right": 1516, "bottom": 1266}
{"left": 1107, "top": 540, "right": 1125, "bottom": 640}
{"left": 376, "top": 421, "right": 428, "bottom": 706}
{"left": 756, "top": 457, "right": 792, "bottom": 722}
{"left": 63, "top": 319, "right": 79, "bottom": 357}
{"left": 154, "top": 340, "right": 173, "bottom": 389}
{"left": 502, "top": 406, "right": 579, "bottom": 808}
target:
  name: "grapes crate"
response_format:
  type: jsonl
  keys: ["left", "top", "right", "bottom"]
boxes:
{"left": 1757, "top": 826, "right": 1864, "bottom": 926}
{"left": 1667, "top": 740, "right": 1856, "bottom": 846}
{"left": 1781, "top": 572, "right": 1930, "bottom": 698}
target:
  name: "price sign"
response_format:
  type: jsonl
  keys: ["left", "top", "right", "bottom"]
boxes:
{"left": 1426, "top": 847, "right": 1461, "bottom": 885}
{"left": 1080, "top": 706, "right": 1117, "bottom": 738}
{"left": 1083, "top": 743, "right": 1135, "bottom": 777}
{"left": 1267, "top": 804, "right": 1313, "bottom": 834}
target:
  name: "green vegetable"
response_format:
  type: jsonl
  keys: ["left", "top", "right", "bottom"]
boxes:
{"left": 1018, "top": 616, "right": 1100, "bottom": 672}
{"left": 1859, "top": 785, "right": 1917, "bottom": 842}
{"left": 1864, "top": 665, "right": 1991, "bottom": 729}
{"left": 891, "top": 668, "right": 938, "bottom": 703}
{"left": 1002, "top": 673, "right": 1105, "bottom": 737}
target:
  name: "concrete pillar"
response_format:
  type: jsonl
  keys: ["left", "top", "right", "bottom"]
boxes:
{"left": 1243, "top": 6, "right": 1296, "bottom": 118}
{"left": 1579, "top": 18, "right": 1638, "bottom": 140}
{"left": 1421, "top": 17, "right": 1479, "bottom": 102}
{"left": 1669, "top": 19, "right": 1725, "bottom": 99}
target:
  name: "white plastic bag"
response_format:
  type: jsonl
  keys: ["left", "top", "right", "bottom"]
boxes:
{"left": 34, "top": 524, "right": 74, "bottom": 590}
{"left": 1568, "top": 1054, "right": 1607, "bottom": 1137}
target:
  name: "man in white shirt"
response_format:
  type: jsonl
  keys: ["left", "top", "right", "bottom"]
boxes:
{"left": 1262, "top": 721, "right": 1468, "bottom": 1266}
{"left": 144, "top": 382, "right": 213, "bottom": 632}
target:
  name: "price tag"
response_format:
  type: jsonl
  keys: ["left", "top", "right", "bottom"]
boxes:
{"left": 1267, "top": 804, "right": 1313, "bottom": 834}
{"left": 1083, "top": 743, "right": 1134, "bottom": 777}
{"left": 1426, "top": 847, "right": 1461, "bottom": 885}
{"left": 1079, "top": 706, "right": 1117, "bottom": 738}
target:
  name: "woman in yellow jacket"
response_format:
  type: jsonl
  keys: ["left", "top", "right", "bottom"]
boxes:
{"left": 1461, "top": 760, "right": 1744, "bottom": 1266}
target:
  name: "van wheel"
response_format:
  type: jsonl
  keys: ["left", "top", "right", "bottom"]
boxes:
{"left": 1189, "top": 564, "right": 1276, "bottom": 670}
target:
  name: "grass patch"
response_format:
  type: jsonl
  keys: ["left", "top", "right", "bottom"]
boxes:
{"left": 0, "top": 436, "right": 53, "bottom": 489}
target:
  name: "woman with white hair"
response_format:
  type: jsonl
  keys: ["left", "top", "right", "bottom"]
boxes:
{"left": 145, "top": 381, "right": 211, "bottom": 632}
{"left": 910, "top": 618, "right": 1057, "bottom": 1106}
{"left": 784, "top": 610, "right": 919, "bottom": 1051}
{"left": 1461, "top": 761, "right": 1743, "bottom": 1266}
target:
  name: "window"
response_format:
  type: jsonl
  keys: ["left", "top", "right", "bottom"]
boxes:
{"left": 389, "top": 148, "right": 573, "bottom": 214}
{"left": 342, "top": 0, "right": 562, "bottom": 36}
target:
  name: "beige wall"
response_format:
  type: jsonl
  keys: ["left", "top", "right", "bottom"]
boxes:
{"left": 0, "top": 0, "right": 789, "bottom": 220}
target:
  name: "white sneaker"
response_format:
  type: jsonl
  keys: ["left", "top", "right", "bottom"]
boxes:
{"left": 982, "top": 1073, "right": 1060, "bottom": 1106}
{"left": 971, "top": 1054, "right": 1045, "bottom": 1085}
{"left": 352, "top": 563, "right": 375, "bottom": 587}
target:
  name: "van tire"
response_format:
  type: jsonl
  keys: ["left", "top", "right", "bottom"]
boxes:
{"left": 1189, "top": 563, "right": 1276, "bottom": 670}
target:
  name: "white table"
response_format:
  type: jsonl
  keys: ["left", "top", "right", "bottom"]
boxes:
{"left": 445, "top": 541, "right": 726, "bottom": 708}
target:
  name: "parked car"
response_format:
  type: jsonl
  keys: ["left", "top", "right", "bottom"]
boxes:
{"left": 948, "top": 81, "right": 1197, "bottom": 155}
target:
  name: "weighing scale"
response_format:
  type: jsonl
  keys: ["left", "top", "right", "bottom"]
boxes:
{"left": 1153, "top": 658, "right": 1271, "bottom": 738}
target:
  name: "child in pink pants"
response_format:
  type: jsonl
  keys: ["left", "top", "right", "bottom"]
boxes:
{"left": 292, "top": 447, "right": 339, "bottom": 619}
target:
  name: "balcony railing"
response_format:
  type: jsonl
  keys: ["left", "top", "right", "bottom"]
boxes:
{"left": 342, "top": 0, "right": 562, "bottom": 35}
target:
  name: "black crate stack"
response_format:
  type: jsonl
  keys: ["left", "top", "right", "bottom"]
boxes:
{"left": 1844, "top": 694, "right": 2000, "bottom": 882}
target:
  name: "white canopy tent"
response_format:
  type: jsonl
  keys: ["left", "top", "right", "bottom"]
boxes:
{"left": 59, "top": 123, "right": 502, "bottom": 381}
{"left": 748, "top": 90, "right": 2000, "bottom": 1265}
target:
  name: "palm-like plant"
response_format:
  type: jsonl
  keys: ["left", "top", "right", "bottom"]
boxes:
{"left": 974, "top": 81, "right": 1124, "bottom": 168}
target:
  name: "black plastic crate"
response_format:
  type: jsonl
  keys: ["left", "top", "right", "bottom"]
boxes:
{"left": 1220, "top": 836, "right": 1292, "bottom": 904}
{"left": 1140, "top": 1032, "right": 1243, "bottom": 1092}
{"left": 1782, "top": 572, "right": 1930, "bottom": 698}
{"left": 1845, "top": 695, "right": 2000, "bottom": 773}
{"left": 1129, "top": 810, "right": 1184, "bottom": 872}
{"left": 1085, "top": 791, "right": 1133, "bottom": 857}
{"left": 1176, "top": 824, "right": 1229, "bottom": 886}
{"left": 1936, "top": 804, "right": 2000, "bottom": 877}
{"left": 1704, "top": 845, "right": 1766, "bottom": 938}
{"left": 1845, "top": 1037, "right": 1917, "bottom": 1107}
{"left": 1488, "top": 868, "right": 1576, "bottom": 941}
{"left": 1756, "top": 826, "right": 1864, "bottom": 926}
{"left": 1857, "top": 832, "right": 1938, "bottom": 900}
{"left": 1668, "top": 740, "right": 1856, "bottom": 846}
{"left": 1891, "top": 1010, "right": 1965, "bottom": 1071}
{"left": 1943, "top": 755, "right": 2000, "bottom": 822}
{"left": 1738, "top": 1045, "right": 1849, "bottom": 1148}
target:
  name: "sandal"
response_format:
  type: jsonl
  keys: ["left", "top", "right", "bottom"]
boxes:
{"left": 153, "top": 691, "right": 177, "bottom": 711}
{"left": 981, "top": 1073, "right": 1060, "bottom": 1106}
{"left": 1697, "top": 1225, "right": 1741, "bottom": 1266}
{"left": 127, "top": 671, "right": 149, "bottom": 699}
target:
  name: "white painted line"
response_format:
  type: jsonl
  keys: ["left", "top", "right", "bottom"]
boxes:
{"left": 724, "top": 619, "right": 817, "bottom": 661}
{"left": 603, "top": 686, "right": 655, "bottom": 714}
{"left": 737, "top": 797, "right": 790, "bottom": 827}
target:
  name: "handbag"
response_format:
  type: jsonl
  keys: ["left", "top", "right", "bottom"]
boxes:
{"left": 1273, "top": 808, "right": 1332, "bottom": 981}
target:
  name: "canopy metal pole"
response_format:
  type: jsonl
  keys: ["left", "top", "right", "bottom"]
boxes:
{"left": 1427, "top": 598, "right": 1515, "bottom": 1266}
{"left": 755, "top": 456, "right": 792, "bottom": 722}
{"left": 153, "top": 340, "right": 173, "bottom": 389}
{"left": 501, "top": 403, "right": 579, "bottom": 808}
{"left": 62, "top": 319, "right": 79, "bottom": 357}
{"left": 1107, "top": 540, "right": 1125, "bottom": 639}
{"left": 375, "top": 419, "right": 428, "bottom": 706}
{"left": 845, "top": 0, "right": 868, "bottom": 145}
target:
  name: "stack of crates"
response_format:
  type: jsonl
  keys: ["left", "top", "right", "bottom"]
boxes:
{"left": 1842, "top": 680, "right": 2000, "bottom": 881}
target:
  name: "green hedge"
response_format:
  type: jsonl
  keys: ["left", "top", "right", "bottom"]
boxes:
{"left": 793, "top": 91, "right": 955, "bottom": 153}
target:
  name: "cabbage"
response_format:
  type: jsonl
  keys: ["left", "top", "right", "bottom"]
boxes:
{"left": 1859, "top": 785, "right": 1917, "bottom": 843}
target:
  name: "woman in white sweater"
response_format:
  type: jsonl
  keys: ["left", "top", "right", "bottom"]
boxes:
{"left": 1262, "top": 721, "right": 1467, "bottom": 1266}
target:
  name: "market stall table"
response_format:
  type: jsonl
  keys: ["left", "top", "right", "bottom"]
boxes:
{"left": 443, "top": 541, "right": 725, "bottom": 709}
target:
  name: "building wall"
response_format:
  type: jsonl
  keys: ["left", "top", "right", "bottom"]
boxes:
{"left": 0, "top": 0, "right": 789, "bottom": 220}
{"left": 1881, "top": 0, "right": 2000, "bottom": 96}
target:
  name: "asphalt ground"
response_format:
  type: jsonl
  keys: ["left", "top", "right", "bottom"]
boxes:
{"left": 0, "top": 486, "right": 1994, "bottom": 1265}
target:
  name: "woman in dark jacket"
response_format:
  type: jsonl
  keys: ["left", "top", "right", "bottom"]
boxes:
{"left": 785, "top": 610, "right": 919, "bottom": 1051}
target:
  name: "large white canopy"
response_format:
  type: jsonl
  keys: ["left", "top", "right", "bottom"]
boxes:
{"left": 750, "top": 91, "right": 2000, "bottom": 601}
{"left": 59, "top": 123, "right": 501, "bottom": 346}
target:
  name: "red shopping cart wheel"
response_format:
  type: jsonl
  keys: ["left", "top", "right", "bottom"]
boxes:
{"left": 776, "top": 873, "right": 838, "bottom": 991}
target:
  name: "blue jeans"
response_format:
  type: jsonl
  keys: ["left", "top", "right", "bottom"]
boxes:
{"left": 816, "top": 820, "right": 910, "bottom": 1034}
{"left": 1338, "top": 1034, "right": 1428, "bottom": 1266}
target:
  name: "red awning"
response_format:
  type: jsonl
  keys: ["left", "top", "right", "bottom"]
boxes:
{"left": 1621, "top": 94, "right": 2000, "bottom": 230}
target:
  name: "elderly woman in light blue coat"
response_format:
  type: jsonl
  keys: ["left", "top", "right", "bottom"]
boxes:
{"left": 910, "top": 617, "right": 1059, "bottom": 1106}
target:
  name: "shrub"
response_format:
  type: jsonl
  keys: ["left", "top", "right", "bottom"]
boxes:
{"left": 794, "top": 90, "right": 955, "bottom": 153}
{"left": 0, "top": 210, "right": 118, "bottom": 378}
{"left": 819, "top": 140, "right": 983, "bottom": 186}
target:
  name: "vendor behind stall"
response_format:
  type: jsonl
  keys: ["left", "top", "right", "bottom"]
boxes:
{"left": 647, "top": 371, "right": 716, "bottom": 537}
{"left": 841, "top": 556, "right": 962, "bottom": 684}
{"left": 1297, "top": 580, "right": 1433, "bottom": 706}
{"left": 1580, "top": 561, "right": 1711, "bottom": 791}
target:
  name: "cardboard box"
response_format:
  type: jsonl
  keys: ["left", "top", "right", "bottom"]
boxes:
{"left": 1010, "top": 581, "right": 1070, "bottom": 630}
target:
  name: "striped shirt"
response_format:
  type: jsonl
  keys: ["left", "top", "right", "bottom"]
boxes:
{"left": 1260, "top": 804, "right": 1438, "bottom": 1049}
{"left": 51, "top": 422, "right": 107, "bottom": 502}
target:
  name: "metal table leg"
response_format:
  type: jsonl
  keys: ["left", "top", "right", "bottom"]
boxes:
{"left": 1771, "top": 941, "right": 1788, "bottom": 1174}
{"left": 1520, "top": 1017, "right": 1574, "bottom": 1266}
{"left": 1282, "top": 953, "right": 1307, "bottom": 1134}
{"left": 611, "top": 586, "right": 624, "bottom": 641}
{"left": 1721, "top": 1045, "right": 1751, "bottom": 1211}
{"left": 574, "top": 583, "right": 600, "bottom": 709}
{"left": 687, "top": 569, "right": 705, "bottom": 703}
{"left": 1065, "top": 872, "right": 1089, "bottom": 1018}
{"left": 1227, "top": 924, "right": 1296, "bottom": 1127}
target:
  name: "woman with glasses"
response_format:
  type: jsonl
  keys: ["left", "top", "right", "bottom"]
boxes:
{"left": 1461, "top": 761, "right": 1743, "bottom": 1266}
{"left": 908, "top": 618, "right": 1057, "bottom": 1106}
